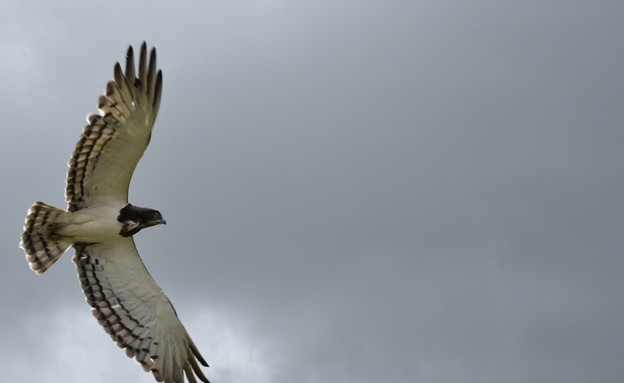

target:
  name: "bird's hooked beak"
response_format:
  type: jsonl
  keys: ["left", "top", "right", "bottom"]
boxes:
{"left": 151, "top": 217, "right": 166, "bottom": 226}
{"left": 147, "top": 211, "right": 166, "bottom": 227}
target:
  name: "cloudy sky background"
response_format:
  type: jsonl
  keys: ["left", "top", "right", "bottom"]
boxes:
{"left": 1, "top": 1, "right": 623, "bottom": 382}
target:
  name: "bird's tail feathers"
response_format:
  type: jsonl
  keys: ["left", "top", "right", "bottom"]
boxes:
{"left": 20, "top": 201, "right": 72, "bottom": 274}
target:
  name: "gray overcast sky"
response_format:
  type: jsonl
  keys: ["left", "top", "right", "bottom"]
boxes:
{"left": 1, "top": 1, "right": 623, "bottom": 382}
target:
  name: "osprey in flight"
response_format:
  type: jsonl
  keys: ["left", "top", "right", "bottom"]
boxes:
{"left": 20, "top": 43, "right": 210, "bottom": 383}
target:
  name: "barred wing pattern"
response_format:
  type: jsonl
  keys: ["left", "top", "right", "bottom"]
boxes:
{"left": 74, "top": 239, "right": 209, "bottom": 383}
{"left": 66, "top": 43, "right": 162, "bottom": 212}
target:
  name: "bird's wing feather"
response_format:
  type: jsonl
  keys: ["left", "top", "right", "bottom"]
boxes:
{"left": 73, "top": 239, "right": 209, "bottom": 383}
{"left": 66, "top": 43, "right": 163, "bottom": 211}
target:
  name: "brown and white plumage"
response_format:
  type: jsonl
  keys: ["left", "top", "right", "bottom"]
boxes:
{"left": 20, "top": 43, "right": 210, "bottom": 383}
{"left": 66, "top": 43, "right": 161, "bottom": 212}
{"left": 74, "top": 240, "right": 209, "bottom": 383}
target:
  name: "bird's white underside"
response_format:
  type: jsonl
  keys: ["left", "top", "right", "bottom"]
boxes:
{"left": 54, "top": 203, "right": 127, "bottom": 243}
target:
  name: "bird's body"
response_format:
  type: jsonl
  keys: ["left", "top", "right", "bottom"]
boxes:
{"left": 50, "top": 203, "right": 126, "bottom": 242}
{"left": 19, "top": 43, "right": 210, "bottom": 383}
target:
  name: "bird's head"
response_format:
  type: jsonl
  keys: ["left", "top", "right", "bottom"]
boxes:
{"left": 144, "top": 209, "right": 167, "bottom": 227}
{"left": 118, "top": 204, "right": 166, "bottom": 237}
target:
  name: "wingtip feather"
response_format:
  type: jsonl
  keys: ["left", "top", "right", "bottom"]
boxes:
{"left": 147, "top": 47, "right": 157, "bottom": 95}
{"left": 152, "top": 70, "right": 163, "bottom": 111}
{"left": 188, "top": 354, "right": 210, "bottom": 382}
{"left": 189, "top": 340, "right": 209, "bottom": 367}
{"left": 113, "top": 62, "right": 123, "bottom": 85}
{"left": 125, "top": 45, "right": 136, "bottom": 86}
{"left": 139, "top": 42, "right": 148, "bottom": 91}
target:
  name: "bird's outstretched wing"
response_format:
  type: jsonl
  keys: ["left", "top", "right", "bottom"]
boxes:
{"left": 73, "top": 239, "right": 209, "bottom": 383}
{"left": 66, "top": 42, "right": 162, "bottom": 212}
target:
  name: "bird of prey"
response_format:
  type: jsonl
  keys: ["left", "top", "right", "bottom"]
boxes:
{"left": 19, "top": 43, "right": 210, "bottom": 383}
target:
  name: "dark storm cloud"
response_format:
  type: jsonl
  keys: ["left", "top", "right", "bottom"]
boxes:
{"left": 1, "top": 1, "right": 623, "bottom": 382}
